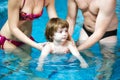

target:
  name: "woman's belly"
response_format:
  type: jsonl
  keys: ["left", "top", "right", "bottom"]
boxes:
{"left": 0, "top": 20, "right": 32, "bottom": 41}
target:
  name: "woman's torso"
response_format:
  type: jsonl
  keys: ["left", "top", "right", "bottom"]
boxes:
{"left": 1, "top": 0, "right": 47, "bottom": 41}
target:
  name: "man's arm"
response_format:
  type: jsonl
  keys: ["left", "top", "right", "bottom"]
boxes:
{"left": 66, "top": 0, "right": 78, "bottom": 36}
{"left": 78, "top": 0, "right": 116, "bottom": 51}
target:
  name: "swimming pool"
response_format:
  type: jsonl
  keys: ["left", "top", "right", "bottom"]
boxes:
{"left": 0, "top": 0, "right": 120, "bottom": 80}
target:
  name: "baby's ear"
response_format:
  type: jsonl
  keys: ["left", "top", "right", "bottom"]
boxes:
{"left": 49, "top": 36, "right": 53, "bottom": 42}
{"left": 49, "top": 36, "right": 52, "bottom": 39}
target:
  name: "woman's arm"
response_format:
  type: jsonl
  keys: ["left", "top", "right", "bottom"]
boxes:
{"left": 8, "top": 0, "right": 42, "bottom": 50}
{"left": 46, "top": 0, "right": 58, "bottom": 18}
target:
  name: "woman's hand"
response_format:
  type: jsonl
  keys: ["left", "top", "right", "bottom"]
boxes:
{"left": 35, "top": 42, "right": 47, "bottom": 50}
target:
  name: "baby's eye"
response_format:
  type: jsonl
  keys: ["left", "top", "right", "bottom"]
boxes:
{"left": 65, "top": 30, "right": 68, "bottom": 32}
{"left": 57, "top": 30, "right": 62, "bottom": 33}
{"left": 59, "top": 31, "right": 62, "bottom": 33}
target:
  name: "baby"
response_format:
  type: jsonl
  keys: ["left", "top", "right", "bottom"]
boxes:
{"left": 36, "top": 18, "right": 88, "bottom": 71}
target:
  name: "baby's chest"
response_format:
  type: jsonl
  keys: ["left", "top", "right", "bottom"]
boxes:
{"left": 52, "top": 46, "right": 68, "bottom": 54}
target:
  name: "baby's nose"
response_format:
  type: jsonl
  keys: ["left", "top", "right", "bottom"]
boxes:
{"left": 62, "top": 32, "right": 67, "bottom": 35}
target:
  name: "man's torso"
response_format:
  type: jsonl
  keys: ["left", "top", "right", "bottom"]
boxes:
{"left": 75, "top": 0, "right": 118, "bottom": 32}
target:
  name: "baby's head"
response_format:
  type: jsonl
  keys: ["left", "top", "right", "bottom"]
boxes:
{"left": 45, "top": 18, "right": 70, "bottom": 42}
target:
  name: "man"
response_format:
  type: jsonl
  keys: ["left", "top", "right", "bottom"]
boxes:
{"left": 67, "top": 0, "right": 118, "bottom": 79}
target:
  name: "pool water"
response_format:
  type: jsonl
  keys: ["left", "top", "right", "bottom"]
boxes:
{"left": 0, "top": 0, "right": 120, "bottom": 80}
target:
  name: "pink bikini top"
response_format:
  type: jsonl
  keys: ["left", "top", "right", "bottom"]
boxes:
{"left": 19, "top": 0, "right": 43, "bottom": 20}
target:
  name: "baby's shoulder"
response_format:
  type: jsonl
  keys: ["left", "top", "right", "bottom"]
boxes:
{"left": 43, "top": 42, "right": 53, "bottom": 51}
{"left": 67, "top": 41, "right": 73, "bottom": 45}
{"left": 44, "top": 42, "right": 55, "bottom": 50}
{"left": 45, "top": 42, "right": 53, "bottom": 47}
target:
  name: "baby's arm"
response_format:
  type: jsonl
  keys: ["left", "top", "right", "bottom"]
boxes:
{"left": 36, "top": 44, "right": 51, "bottom": 71}
{"left": 68, "top": 42, "right": 88, "bottom": 68}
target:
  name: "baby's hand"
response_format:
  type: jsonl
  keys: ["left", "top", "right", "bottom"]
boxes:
{"left": 63, "top": 47, "right": 70, "bottom": 53}
{"left": 80, "top": 62, "right": 88, "bottom": 68}
{"left": 36, "top": 65, "right": 43, "bottom": 71}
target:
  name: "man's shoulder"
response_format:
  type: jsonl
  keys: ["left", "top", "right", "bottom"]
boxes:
{"left": 97, "top": 0, "right": 116, "bottom": 9}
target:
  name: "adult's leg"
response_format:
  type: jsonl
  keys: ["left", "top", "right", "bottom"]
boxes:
{"left": 2, "top": 39, "right": 45, "bottom": 79}
{"left": 3, "top": 40, "right": 31, "bottom": 62}
{"left": 97, "top": 36, "right": 117, "bottom": 80}
{"left": 77, "top": 28, "right": 94, "bottom": 57}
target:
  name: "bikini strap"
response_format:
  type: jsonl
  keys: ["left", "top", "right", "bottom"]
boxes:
{"left": 20, "top": 0, "right": 25, "bottom": 10}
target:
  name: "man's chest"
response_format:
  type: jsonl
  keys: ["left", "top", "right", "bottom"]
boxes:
{"left": 76, "top": 0, "right": 99, "bottom": 14}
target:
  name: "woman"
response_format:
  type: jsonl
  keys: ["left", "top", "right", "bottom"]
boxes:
{"left": 0, "top": 0, "right": 57, "bottom": 61}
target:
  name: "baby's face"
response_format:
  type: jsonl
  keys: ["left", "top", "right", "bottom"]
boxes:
{"left": 53, "top": 27, "right": 68, "bottom": 42}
